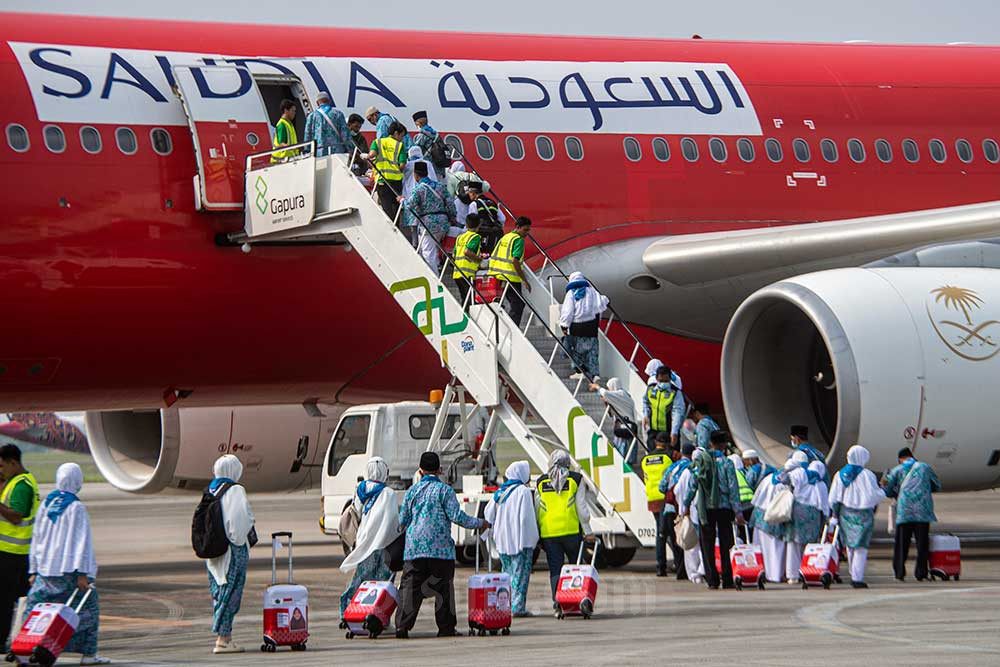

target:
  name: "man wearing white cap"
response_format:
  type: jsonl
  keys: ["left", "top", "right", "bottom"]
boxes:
{"left": 366, "top": 105, "right": 411, "bottom": 149}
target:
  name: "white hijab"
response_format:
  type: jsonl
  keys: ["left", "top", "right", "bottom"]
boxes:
{"left": 548, "top": 449, "right": 571, "bottom": 495}
{"left": 829, "top": 445, "right": 886, "bottom": 510}
{"left": 341, "top": 456, "right": 400, "bottom": 572}
{"left": 29, "top": 463, "right": 97, "bottom": 578}
{"left": 643, "top": 358, "right": 683, "bottom": 389}
{"left": 402, "top": 146, "right": 437, "bottom": 199}
{"left": 560, "top": 271, "right": 609, "bottom": 327}
{"left": 598, "top": 377, "right": 634, "bottom": 421}
{"left": 728, "top": 454, "right": 745, "bottom": 471}
{"left": 800, "top": 461, "right": 830, "bottom": 514}
{"left": 207, "top": 455, "right": 255, "bottom": 585}
{"left": 751, "top": 467, "right": 787, "bottom": 510}
{"left": 483, "top": 461, "right": 539, "bottom": 556}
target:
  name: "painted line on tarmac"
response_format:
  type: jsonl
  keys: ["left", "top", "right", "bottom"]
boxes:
{"left": 795, "top": 585, "right": 1000, "bottom": 654}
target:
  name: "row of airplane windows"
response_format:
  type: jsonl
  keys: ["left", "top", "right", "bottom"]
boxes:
{"left": 4, "top": 123, "right": 174, "bottom": 157}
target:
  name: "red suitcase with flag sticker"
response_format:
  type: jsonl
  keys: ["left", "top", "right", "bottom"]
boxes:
{"left": 261, "top": 531, "right": 309, "bottom": 652}
{"left": 731, "top": 526, "right": 766, "bottom": 590}
{"left": 8, "top": 588, "right": 92, "bottom": 667}
{"left": 799, "top": 524, "right": 840, "bottom": 589}
{"left": 929, "top": 534, "right": 961, "bottom": 581}
{"left": 343, "top": 580, "right": 398, "bottom": 639}
{"left": 474, "top": 275, "right": 501, "bottom": 304}
{"left": 468, "top": 536, "right": 512, "bottom": 635}
{"left": 555, "top": 540, "right": 600, "bottom": 619}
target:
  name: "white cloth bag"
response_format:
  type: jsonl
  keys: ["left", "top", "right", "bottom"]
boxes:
{"left": 675, "top": 514, "right": 699, "bottom": 550}
{"left": 764, "top": 488, "right": 794, "bottom": 524}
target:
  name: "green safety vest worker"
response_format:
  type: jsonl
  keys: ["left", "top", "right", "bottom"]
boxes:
{"left": 271, "top": 116, "right": 299, "bottom": 162}
{"left": 640, "top": 451, "right": 673, "bottom": 507}
{"left": 536, "top": 471, "right": 582, "bottom": 539}
{"left": 735, "top": 468, "right": 753, "bottom": 504}
{"left": 487, "top": 231, "right": 524, "bottom": 283}
{"left": 646, "top": 386, "right": 676, "bottom": 433}
{"left": 372, "top": 136, "right": 404, "bottom": 184}
{"left": 0, "top": 472, "right": 39, "bottom": 556}
{"left": 452, "top": 229, "right": 482, "bottom": 280}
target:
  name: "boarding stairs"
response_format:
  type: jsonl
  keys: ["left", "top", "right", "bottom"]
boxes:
{"left": 236, "top": 143, "right": 660, "bottom": 548}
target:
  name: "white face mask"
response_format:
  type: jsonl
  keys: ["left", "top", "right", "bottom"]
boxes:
{"left": 790, "top": 438, "right": 796, "bottom": 447}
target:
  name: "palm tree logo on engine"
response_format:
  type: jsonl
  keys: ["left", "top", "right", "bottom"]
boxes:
{"left": 927, "top": 285, "right": 1000, "bottom": 361}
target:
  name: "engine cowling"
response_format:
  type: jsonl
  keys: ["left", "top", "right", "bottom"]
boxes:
{"left": 86, "top": 404, "right": 344, "bottom": 493}
{"left": 722, "top": 267, "right": 1000, "bottom": 490}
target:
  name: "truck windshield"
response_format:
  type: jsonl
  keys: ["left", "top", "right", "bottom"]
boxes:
{"left": 328, "top": 414, "right": 371, "bottom": 476}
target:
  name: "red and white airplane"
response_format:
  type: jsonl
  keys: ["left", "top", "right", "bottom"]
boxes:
{"left": 3, "top": 12, "right": 1000, "bottom": 493}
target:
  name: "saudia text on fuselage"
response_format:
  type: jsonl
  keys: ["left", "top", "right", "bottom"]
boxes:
{"left": 8, "top": 42, "right": 763, "bottom": 136}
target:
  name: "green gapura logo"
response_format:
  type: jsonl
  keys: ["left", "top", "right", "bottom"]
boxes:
{"left": 254, "top": 176, "right": 268, "bottom": 214}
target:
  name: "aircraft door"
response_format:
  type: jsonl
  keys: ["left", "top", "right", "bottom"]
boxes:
{"left": 173, "top": 65, "right": 271, "bottom": 210}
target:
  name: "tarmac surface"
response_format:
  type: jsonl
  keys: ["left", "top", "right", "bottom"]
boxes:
{"left": 18, "top": 484, "right": 1000, "bottom": 666}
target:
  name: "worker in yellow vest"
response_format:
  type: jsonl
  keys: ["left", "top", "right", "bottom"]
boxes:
{"left": 0, "top": 445, "right": 40, "bottom": 647}
{"left": 452, "top": 213, "right": 483, "bottom": 306}
{"left": 271, "top": 98, "right": 299, "bottom": 162}
{"left": 535, "top": 450, "right": 593, "bottom": 615}
{"left": 367, "top": 121, "right": 407, "bottom": 224}
{"left": 729, "top": 453, "right": 756, "bottom": 531}
{"left": 640, "top": 433, "right": 675, "bottom": 576}
{"left": 643, "top": 364, "right": 686, "bottom": 450}
{"left": 487, "top": 216, "right": 532, "bottom": 326}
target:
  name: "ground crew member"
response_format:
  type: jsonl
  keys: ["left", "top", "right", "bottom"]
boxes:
{"left": 0, "top": 444, "right": 40, "bottom": 648}
{"left": 488, "top": 216, "right": 532, "bottom": 326}
{"left": 641, "top": 433, "right": 674, "bottom": 576}
{"left": 367, "top": 121, "right": 407, "bottom": 223}
{"left": 730, "top": 453, "right": 755, "bottom": 527}
{"left": 453, "top": 213, "right": 483, "bottom": 306}
{"left": 271, "top": 98, "right": 299, "bottom": 162}
{"left": 643, "top": 364, "right": 686, "bottom": 450}
{"left": 535, "top": 450, "right": 593, "bottom": 615}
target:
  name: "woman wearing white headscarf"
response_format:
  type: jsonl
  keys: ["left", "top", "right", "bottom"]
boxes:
{"left": 445, "top": 161, "right": 491, "bottom": 197}
{"left": 24, "top": 463, "right": 109, "bottom": 665}
{"left": 590, "top": 377, "right": 638, "bottom": 465}
{"left": 205, "top": 455, "right": 255, "bottom": 654}
{"left": 668, "top": 444, "right": 704, "bottom": 583}
{"left": 778, "top": 451, "right": 824, "bottom": 583}
{"left": 339, "top": 457, "right": 398, "bottom": 616}
{"left": 829, "top": 446, "right": 885, "bottom": 588}
{"left": 750, "top": 464, "right": 790, "bottom": 583}
{"left": 560, "top": 271, "right": 610, "bottom": 380}
{"left": 484, "top": 461, "right": 538, "bottom": 616}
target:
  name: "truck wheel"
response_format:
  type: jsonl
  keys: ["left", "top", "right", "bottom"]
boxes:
{"left": 603, "top": 546, "right": 636, "bottom": 568}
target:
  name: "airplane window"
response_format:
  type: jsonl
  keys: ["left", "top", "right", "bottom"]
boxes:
{"left": 623, "top": 137, "right": 642, "bottom": 161}
{"left": 929, "top": 139, "right": 946, "bottom": 163}
{"left": 115, "top": 127, "right": 138, "bottom": 155}
{"left": 875, "top": 138, "right": 893, "bottom": 163}
{"left": 565, "top": 136, "right": 584, "bottom": 161}
{"left": 536, "top": 135, "right": 555, "bottom": 161}
{"left": 765, "top": 138, "right": 783, "bottom": 162}
{"left": 43, "top": 125, "right": 66, "bottom": 154}
{"left": 506, "top": 136, "right": 524, "bottom": 161}
{"left": 150, "top": 128, "right": 172, "bottom": 156}
{"left": 444, "top": 134, "right": 464, "bottom": 160}
{"left": 792, "top": 138, "right": 810, "bottom": 162}
{"left": 652, "top": 137, "right": 670, "bottom": 162}
{"left": 5, "top": 123, "right": 30, "bottom": 152}
{"left": 681, "top": 137, "right": 699, "bottom": 162}
{"left": 955, "top": 139, "right": 973, "bottom": 163}
{"left": 475, "top": 135, "right": 494, "bottom": 160}
{"left": 902, "top": 139, "right": 919, "bottom": 163}
{"left": 820, "top": 138, "right": 838, "bottom": 162}
{"left": 983, "top": 139, "right": 1000, "bottom": 163}
{"left": 709, "top": 138, "right": 727, "bottom": 162}
{"left": 737, "top": 138, "right": 755, "bottom": 162}
{"left": 847, "top": 138, "right": 866, "bottom": 163}
{"left": 80, "top": 126, "right": 102, "bottom": 154}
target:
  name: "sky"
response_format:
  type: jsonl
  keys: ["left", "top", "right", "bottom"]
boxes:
{"left": 5, "top": 0, "right": 1000, "bottom": 45}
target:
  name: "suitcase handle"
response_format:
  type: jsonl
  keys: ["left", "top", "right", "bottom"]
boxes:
{"left": 475, "top": 526, "right": 492, "bottom": 575}
{"left": 577, "top": 537, "right": 601, "bottom": 566}
{"left": 272, "top": 532, "right": 294, "bottom": 585}
{"left": 65, "top": 586, "right": 93, "bottom": 614}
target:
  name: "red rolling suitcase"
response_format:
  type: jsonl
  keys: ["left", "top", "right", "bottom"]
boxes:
{"left": 8, "top": 588, "right": 92, "bottom": 667}
{"left": 555, "top": 540, "right": 600, "bottom": 619}
{"left": 929, "top": 535, "right": 961, "bottom": 581}
{"left": 468, "top": 539, "right": 512, "bottom": 636}
{"left": 343, "top": 580, "right": 398, "bottom": 639}
{"left": 799, "top": 524, "right": 840, "bottom": 589}
{"left": 261, "top": 531, "right": 309, "bottom": 652}
{"left": 474, "top": 275, "right": 501, "bottom": 304}
{"left": 731, "top": 526, "right": 766, "bottom": 591}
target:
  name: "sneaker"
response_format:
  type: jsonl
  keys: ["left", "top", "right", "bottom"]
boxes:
{"left": 656, "top": 570, "right": 668, "bottom": 577}
{"left": 568, "top": 372, "right": 584, "bottom": 380}
{"left": 851, "top": 581, "right": 869, "bottom": 589}
{"left": 436, "top": 629, "right": 461, "bottom": 638}
{"left": 395, "top": 630, "right": 409, "bottom": 639}
{"left": 212, "top": 642, "right": 244, "bottom": 654}
{"left": 81, "top": 658, "right": 112, "bottom": 666}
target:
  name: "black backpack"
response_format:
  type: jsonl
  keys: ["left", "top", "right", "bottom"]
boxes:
{"left": 423, "top": 129, "right": 451, "bottom": 168}
{"left": 191, "top": 482, "right": 233, "bottom": 559}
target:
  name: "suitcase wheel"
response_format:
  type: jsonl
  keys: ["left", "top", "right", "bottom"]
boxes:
{"left": 821, "top": 573, "right": 833, "bottom": 590}
{"left": 580, "top": 599, "right": 593, "bottom": 619}
{"left": 31, "top": 646, "right": 55, "bottom": 667}
{"left": 954, "top": 574, "right": 960, "bottom": 581}
{"left": 556, "top": 610, "right": 565, "bottom": 620}
{"left": 5, "top": 651, "right": 15, "bottom": 664}
{"left": 734, "top": 579, "right": 743, "bottom": 591}
{"left": 800, "top": 577, "right": 808, "bottom": 590}
{"left": 501, "top": 627, "right": 511, "bottom": 636}
{"left": 291, "top": 643, "right": 307, "bottom": 651}
{"left": 757, "top": 578, "right": 766, "bottom": 591}
{"left": 346, "top": 632, "right": 355, "bottom": 639}
{"left": 834, "top": 574, "right": 843, "bottom": 585}
{"left": 338, "top": 620, "right": 348, "bottom": 630}
{"left": 489, "top": 629, "right": 498, "bottom": 636}
{"left": 468, "top": 629, "right": 476, "bottom": 637}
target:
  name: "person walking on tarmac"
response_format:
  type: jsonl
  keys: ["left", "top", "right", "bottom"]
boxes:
{"left": 271, "top": 99, "right": 299, "bottom": 162}
{"left": 368, "top": 121, "right": 408, "bottom": 224}
{"left": 640, "top": 434, "right": 674, "bottom": 577}
{"left": 882, "top": 447, "right": 941, "bottom": 582}
{"left": 488, "top": 216, "right": 533, "bottom": 327}
{"left": 452, "top": 213, "right": 483, "bottom": 306}
{"left": 729, "top": 454, "right": 756, "bottom": 527}
{"left": 643, "top": 364, "right": 686, "bottom": 451}
{"left": 535, "top": 450, "right": 595, "bottom": 616}
{"left": 0, "top": 445, "right": 39, "bottom": 651}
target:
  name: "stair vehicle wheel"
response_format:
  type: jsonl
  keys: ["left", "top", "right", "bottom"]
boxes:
{"left": 757, "top": 578, "right": 766, "bottom": 591}
{"left": 501, "top": 627, "right": 511, "bottom": 636}
{"left": 821, "top": 573, "right": 832, "bottom": 590}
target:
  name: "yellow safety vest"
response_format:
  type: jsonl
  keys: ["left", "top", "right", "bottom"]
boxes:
{"left": 0, "top": 472, "right": 39, "bottom": 556}
{"left": 736, "top": 469, "right": 753, "bottom": 503}
{"left": 646, "top": 387, "right": 676, "bottom": 432}
{"left": 536, "top": 473, "right": 581, "bottom": 539}
{"left": 271, "top": 117, "right": 299, "bottom": 161}
{"left": 452, "top": 230, "right": 482, "bottom": 280}
{"left": 373, "top": 137, "right": 403, "bottom": 183}
{"left": 641, "top": 452, "right": 672, "bottom": 502}
{"left": 488, "top": 231, "right": 522, "bottom": 283}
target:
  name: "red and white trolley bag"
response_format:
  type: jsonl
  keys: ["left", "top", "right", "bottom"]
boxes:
{"left": 468, "top": 537, "right": 512, "bottom": 636}
{"left": 261, "top": 531, "right": 309, "bottom": 652}
{"left": 929, "top": 534, "right": 961, "bottom": 581}
{"left": 713, "top": 530, "right": 746, "bottom": 574}
{"left": 555, "top": 539, "right": 600, "bottom": 619}
{"left": 474, "top": 275, "right": 501, "bottom": 304}
{"left": 731, "top": 526, "right": 766, "bottom": 590}
{"left": 343, "top": 580, "right": 398, "bottom": 639}
{"left": 799, "top": 524, "right": 841, "bottom": 589}
{"left": 9, "top": 587, "right": 92, "bottom": 667}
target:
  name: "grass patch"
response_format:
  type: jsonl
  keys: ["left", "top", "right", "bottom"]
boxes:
{"left": 18, "top": 450, "right": 103, "bottom": 485}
